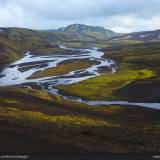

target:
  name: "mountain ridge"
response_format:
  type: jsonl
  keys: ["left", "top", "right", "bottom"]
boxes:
{"left": 45, "top": 24, "right": 121, "bottom": 40}
{"left": 2, "top": 24, "right": 160, "bottom": 42}
{"left": 1, "top": 24, "right": 160, "bottom": 69}
{"left": 108, "top": 29, "right": 160, "bottom": 41}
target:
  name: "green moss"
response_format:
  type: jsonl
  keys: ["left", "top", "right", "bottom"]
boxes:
{"left": 0, "top": 107, "right": 119, "bottom": 127}
{"left": 55, "top": 42, "right": 160, "bottom": 102}
{"left": 0, "top": 97, "right": 19, "bottom": 104}
{"left": 20, "top": 88, "right": 53, "bottom": 101}
{"left": 56, "top": 63, "right": 155, "bottom": 101}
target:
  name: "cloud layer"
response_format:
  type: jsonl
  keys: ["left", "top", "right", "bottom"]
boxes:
{"left": 0, "top": 0, "right": 160, "bottom": 32}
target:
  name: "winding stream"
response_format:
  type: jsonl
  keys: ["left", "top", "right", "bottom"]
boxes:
{"left": 0, "top": 45, "right": 159, "bottom": 110}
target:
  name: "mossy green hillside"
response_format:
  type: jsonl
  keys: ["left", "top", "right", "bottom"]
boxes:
{"left": 56, "top": 64, "right": 154, "bottom": 101}
{"left": 56, "top": 41, "right": 160, "bottom": 102}
{"left": 0, "top": 86, "right": 159, "bottom": 153}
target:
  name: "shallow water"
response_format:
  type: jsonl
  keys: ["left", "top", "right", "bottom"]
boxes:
{"left": 0, "top": 45, "right": 159, "bottom": 110}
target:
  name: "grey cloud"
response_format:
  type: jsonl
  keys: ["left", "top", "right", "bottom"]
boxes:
{"left": 0, "top": 0, "right": 160, "bottom": 32}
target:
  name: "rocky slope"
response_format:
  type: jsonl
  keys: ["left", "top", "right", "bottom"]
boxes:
{"left": 47, "top": 24, "right": 121, "bottom": 40}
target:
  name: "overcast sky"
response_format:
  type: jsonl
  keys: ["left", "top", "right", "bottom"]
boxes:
{"left": 0, "top": 0, "right": 160, "bottom": 33}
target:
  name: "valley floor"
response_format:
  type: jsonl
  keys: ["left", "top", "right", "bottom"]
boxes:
{"left": 0, "top": 41, "right": 160, "bottom": 153}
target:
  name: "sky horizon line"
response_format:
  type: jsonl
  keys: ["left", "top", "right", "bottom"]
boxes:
{"left": 0, "top": 23, "right": 160, "bottom": 34}
{"left": 1, "top": 0, "right": 160, "bottom": 33}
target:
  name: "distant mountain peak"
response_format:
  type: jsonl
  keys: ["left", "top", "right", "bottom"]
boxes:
{"left": 58, "top": 24, "right": 113, "bottom": 33}
{"left": 54, "top": 24, "right": 120, "bottom": 40}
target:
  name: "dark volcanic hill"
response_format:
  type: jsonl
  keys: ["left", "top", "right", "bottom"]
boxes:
{"left": 46, "top": 24, "right": 121, "bottom": 40}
